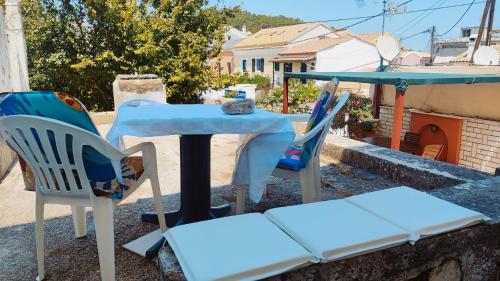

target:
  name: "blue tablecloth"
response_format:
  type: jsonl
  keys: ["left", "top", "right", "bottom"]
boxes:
{"left": 106, "top": 100, "right": 295, "bottom": 202}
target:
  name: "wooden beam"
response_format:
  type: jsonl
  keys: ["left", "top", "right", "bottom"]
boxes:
{"left": 373, "top": 84, "right": 382, "bottom": 119}
{"left": 283, "top": 77, "right": 289, "bottom": 114}
{"left": 471, "top": 0, "right": 492, "bottom": 62}
{"left": 391, "top": 90, "right": 405, "bottom": 150}
{"left": 486, "top": 0, "right": 496, "bottom": 45}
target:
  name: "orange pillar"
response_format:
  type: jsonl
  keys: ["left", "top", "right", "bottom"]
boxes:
{"left": 391, "top": 90, "right": 405, "bottom": 150}
{"left": 283, "top": 77, "right": 289, "bottom": 114}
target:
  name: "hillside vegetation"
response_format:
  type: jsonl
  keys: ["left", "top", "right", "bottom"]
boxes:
{"left": 227, "top": 10, "right": 302, "bottom": 33}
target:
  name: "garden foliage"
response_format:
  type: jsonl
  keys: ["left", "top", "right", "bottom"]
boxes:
{"left": 22, "top": 0, "right": 237, "bottom": 110}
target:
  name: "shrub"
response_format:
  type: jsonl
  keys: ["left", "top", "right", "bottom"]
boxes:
{"left": 256, "top": 79, "right": 319, "bottom": 113}
{"left": 331, "top": 94, "right": 373, "bottom": 129}
{"left": 235, "top": 74, "right": 270, "bottom": 90}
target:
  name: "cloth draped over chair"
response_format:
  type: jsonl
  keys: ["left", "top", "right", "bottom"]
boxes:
{"left": 0, "top": 92, "right": 142, "bottom": 199}
{"left": 277, "top": 84, "right": 340, "bottom": 171}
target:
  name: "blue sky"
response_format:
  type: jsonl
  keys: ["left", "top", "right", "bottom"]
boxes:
{"left": 211, "top": 0, "right": 499, "bottom": 51}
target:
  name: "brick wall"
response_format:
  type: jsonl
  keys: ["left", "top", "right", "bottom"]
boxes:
{"left": 460, "top": 118, "right": 500, "bottom": 173}
{"left": 378, "top": 106, "right": 500, "bottom": 174}
{"left": 378, "top": 106, "right": 411, "bottom": 140}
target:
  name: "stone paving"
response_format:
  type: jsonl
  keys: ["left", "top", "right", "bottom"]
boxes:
{"left": 0, "top": 128, "right": 401, "bottom": 281}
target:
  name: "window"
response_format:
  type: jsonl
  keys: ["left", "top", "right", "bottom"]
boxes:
{"left": 284, "top": 63, "right": 292, "bottom": 72}
{"left": 310, "top": 62, "right": 315, "bottom": 71}
{"left": 242, "top": 60, "right": 247, "bottom": 72}
{"left": 227, "top": 62, "right": 232, "bottom": 74}
{"left": 252, "top": 58, "right": 265, "bottom": 73}
{"left": 462, "top": 29, "right": 471, "bottom": 38}
{"left": 274, "top": 62, "right": 280, "bottom": 72}
{"left": 258, "top": 58, "right": 264, "bottom": 72}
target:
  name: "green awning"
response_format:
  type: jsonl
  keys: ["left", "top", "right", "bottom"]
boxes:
{"left": 284, "top": 71, "right": 500, "bottom": 91}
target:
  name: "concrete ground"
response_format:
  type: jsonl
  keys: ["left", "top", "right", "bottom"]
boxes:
{"left": 0, "top": 125, "right": 401, "bottom": 280}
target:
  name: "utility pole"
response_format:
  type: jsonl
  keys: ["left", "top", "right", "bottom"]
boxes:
{"left": 429, "top": 26, "right": 436, "bottom": 65}
{"left": 471, "top": 0, "right": 492, "bottom": 62}
{"left": 486, "top": 0, "right": 496, "bottom": 45}
{"left": 379, "top": 0, "right": 387, "bottom": 72}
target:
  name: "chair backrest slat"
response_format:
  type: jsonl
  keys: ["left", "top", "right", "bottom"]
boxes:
{"left": 36, "top": 128, "right": 70, "bottom": 192}
{"left": 404, "top": 132, "right": 421, "bottom": 145}
{"left": 312, "top": 93, "right": 349, "bottom": 158}
{"left": 0, "top": 115, "right": 123, "bottom": 198}
{"left": 54, "top": 131, "right": 80, "bottom": 190}
{"left": 2, "top": 129, "right": 46, "bottom": 187}
{"left": 0, "top": 92, "right": 116, "bottom": 193}
{"left": 422, "top": 144, "right": 444, "bottom": 160}
{"left": 10, "top": 128, "right": 58, "bottom": 190}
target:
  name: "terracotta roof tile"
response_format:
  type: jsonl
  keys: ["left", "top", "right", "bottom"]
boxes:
{"left": 279, "top": 37, "right": 354, "bottom": 55}
{"left": 234, "top": 23, "right": 328, "bottom": 49}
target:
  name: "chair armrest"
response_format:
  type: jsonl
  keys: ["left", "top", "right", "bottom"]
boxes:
{"left": 122, "top": 142, "right": 155, "bottom": 156}
{"left": 291, "top": 93, "right": 349, "bottom": 146}
{"left": 292, "top": 129, "right": 320, "bottom": 146}
{"left": 286, "top": 114, "right": 310, "bottom": 123}
{"left": 292, "top": 114, "right": 333, "bottom": 145}
{"left": 122, "top": 142, "right": 158, "bottom": 175}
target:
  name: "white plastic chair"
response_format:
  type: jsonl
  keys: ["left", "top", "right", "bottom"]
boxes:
{"left": 0, "top": 115, "right": 167, "bottom": 281}
{"left": 235, "top": 86, "right": 349, "bottom": 215}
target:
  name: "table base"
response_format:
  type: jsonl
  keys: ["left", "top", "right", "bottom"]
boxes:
{"left": 141, "top": 204, "right": 232, "bottom": 226}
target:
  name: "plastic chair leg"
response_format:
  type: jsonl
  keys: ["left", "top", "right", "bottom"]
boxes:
{"left": 92, "top": 198, "right": 115, "bottom": 281}
{"left": 150, "top": 175, "right": 167, "bottom": 232}
{"left": 35, "top": 196, "right": 45, "bottom": 281}
{"left": 235, "top": 186, "right": 247, "bottom": 215}
{"left": 312, "top": 157, "right": 322, "bottom": 201}
{"left": 299, "top": 164, "right": 317, "bottom": 203}
{"left": 71, "top": 206, "right": 87, "bottom": 238}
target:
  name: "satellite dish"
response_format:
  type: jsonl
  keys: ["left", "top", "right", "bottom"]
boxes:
{"left": 376, "top": 35, "right": 400, "bottom": 61}
{"left": 473, "top": 46, "right": 499, "bottom": 66}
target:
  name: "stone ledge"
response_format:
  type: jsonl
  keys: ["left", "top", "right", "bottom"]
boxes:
{"left": 159, "top": 223, "right": 500, "bottom": 281}
{"left": 264, "top": 223, "right": 500, "bottom": 281}
{"left": 429, "top": 176, "right": 500, "bottom": 223}
{"left": 321, "top": 135, "right": 491, "bottom": 189}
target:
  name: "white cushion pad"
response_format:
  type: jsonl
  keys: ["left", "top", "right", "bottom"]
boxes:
{"left": 265, "top": 200, "right": 409, "bottom": 262}
{"left": 345, "top": 186, "right": 489, "bottom": 241}
{"left": 163, "top": 213, "right": 317, "bottom": 281}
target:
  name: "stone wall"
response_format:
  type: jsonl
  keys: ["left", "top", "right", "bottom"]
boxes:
{"left": 159, "top": 136, "right": 500, "bottom": 281}
{"left": 0, "top": 6, "right": 11, "bottom": 90}
{"left": 460, "top": 117, "right": 500, "bottom": 173}
{"left": 378, "top": 105, "right": 500, "bottom": 174}
{"left": 378, "top": 105, "right": 411, "bottom": 140}
{"left": 0, "top": 5, "right": 17, "bottom": 180}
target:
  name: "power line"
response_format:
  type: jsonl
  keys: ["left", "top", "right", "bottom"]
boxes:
{"left": 286, "top": 0, "right": 413, "bottom": 46}
{"left": 296, "top": 1, "right": 485, "bottom": 25}
{"left": 343, "top": 0, "right": 415, "bottom": 30}
{"left": 400, "top": 29, "right": 431, "bottom": 41}
{"left": 438, "top": 0, "right": 477, "bottom": 36}
{"left": 395, "top": 0, "right": 447, "bottom": 36}
{"left": 342, "top": 0, "right": 414, "bottom": 30}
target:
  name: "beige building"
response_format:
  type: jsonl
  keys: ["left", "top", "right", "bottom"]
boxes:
{"left": 375, "top": 65, "right": 500, "bottom": 174}
{"left": 271, "top": 36, "right": 380, "bottom": 87}
{"left": 217, "top": 26, "right": 250, "bottom": 76}
{"left": 232, "top": 23, "right": 338, "bottom": 80}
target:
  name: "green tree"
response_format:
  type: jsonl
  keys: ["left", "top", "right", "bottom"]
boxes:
{"left": 226, "top": 10, "right": 302, "bottom": 34}
{"left": 22, "top": 0, "right": 237, "bottom": 110}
